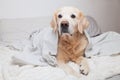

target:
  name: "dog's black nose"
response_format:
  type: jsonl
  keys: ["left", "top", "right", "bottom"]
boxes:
{"left": 61, "top": 21, "right": 69, "bottom": 33}
{"left": 61, "top": 21, "right": 69, "bottom": 27}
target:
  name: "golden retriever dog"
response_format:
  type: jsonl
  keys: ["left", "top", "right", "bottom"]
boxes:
{"left": 51, "top": 7, "right": 89, "bottom": 77}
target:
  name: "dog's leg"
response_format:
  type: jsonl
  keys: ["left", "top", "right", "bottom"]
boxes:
{"left": 57, "top": 61, "right": 81, "bottom": 78}
{"left": 76, "top": 57, "right": 89, "bottom": 75}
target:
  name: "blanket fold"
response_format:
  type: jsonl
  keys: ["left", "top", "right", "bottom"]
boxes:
{"left": 12, "top": 27, "right": 120, "bottom": 66}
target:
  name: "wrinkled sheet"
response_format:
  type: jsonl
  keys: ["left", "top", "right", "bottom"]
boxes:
{"left": 12, "top": 27, "right": 120, "bottom": 66}
{"left": 0, "top": 46, "right": 120, "bottom": 80}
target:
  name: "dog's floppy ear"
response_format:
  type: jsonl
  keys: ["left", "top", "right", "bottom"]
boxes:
{"left": 50, "top": 12, "right": 58, "bottom": 32}
{"left": 78, "top": 13, "right": 89, "bottom": 34}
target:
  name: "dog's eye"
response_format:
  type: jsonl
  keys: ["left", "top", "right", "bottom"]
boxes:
{"left": 71, "top": 14, "right": 76, "bottom": 18}
{"left": 58, "top": 14, "right": 62, "bottom": 18}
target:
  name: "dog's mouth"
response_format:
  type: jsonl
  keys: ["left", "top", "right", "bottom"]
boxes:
{"left": 60, "top": 21, "right": 73, "bottom": 36}
{"left": 61, "top": 27, "right": 69, "bottom": 33}
{"left": 61, "top": 29, "right": 72, "bottom": 37}
{"left": 60, "top": 28, "right": 72, "bottom": 41}
{"left": 60, "top": 26, "right": 73, "bottom": 36}
{"left": 61, "top": 29, "right": 73, "bottom": 37}
{"left": 61, "top": 29, "right": 69, "bottom": 35}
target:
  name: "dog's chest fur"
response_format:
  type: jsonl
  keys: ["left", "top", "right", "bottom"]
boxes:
{"left": 57, "top": 33, "right": 88, "bottom": 63}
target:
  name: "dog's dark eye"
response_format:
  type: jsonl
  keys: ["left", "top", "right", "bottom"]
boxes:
{"left": 71, "top": 14, "right": 76, "bottom": 18}
{"left": 58, "top": 14, "right": 62, "bottom": 18}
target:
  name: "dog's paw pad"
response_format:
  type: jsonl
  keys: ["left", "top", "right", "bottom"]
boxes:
{"left": 80, "top": 69, "right": 88, "bottom": 75}
{"left": 79, "top": 64, "right": 89, "bottom": 75}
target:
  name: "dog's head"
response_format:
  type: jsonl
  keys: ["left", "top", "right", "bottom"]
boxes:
{"left": 51, "top": 7, "right": 89, "bottom": 36}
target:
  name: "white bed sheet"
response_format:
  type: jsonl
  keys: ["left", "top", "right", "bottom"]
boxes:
{"left": 0, "top": 46, "right": 120, "bottom": 80}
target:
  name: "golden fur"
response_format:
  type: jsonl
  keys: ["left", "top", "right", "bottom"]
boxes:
{"left": 51, "top": 7, "right": 89, "bottom": 77}
{"left": 57, "top": 31, "right": 88, "bottom": 63}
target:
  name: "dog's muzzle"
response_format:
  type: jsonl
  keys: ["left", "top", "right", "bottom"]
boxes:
{"left": 60, "top": 21, "right": 69, "bottom": 34}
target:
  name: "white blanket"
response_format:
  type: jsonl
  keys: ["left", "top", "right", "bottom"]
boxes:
{"left": 0, "top": 46, "right": 120, "bottom": 80}
{"left": 86, "top": 31, "right": 120, "bottom": 57}
{"left": 13, "top": 27, "right": 59, "bottom": 66}
{"left": 12, "top": 27, "right": 120, "bottom": 66}
{"left": 6, "top": 27, "right": 120, "bottom": 80}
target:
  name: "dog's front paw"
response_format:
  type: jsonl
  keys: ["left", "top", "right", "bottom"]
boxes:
{"left": 79, "top": 62, "right": 89, "bottom": 75}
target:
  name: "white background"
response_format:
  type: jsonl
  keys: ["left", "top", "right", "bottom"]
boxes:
{"left": 0, "top": 0, "right": 120, "bottom": 27}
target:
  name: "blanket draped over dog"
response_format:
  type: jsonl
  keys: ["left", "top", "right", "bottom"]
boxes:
{"left": 12, "top": 27, "right": 120, "bottom": 66}
{"left": 6, "top": 27, "right": 120, "bottom": 80}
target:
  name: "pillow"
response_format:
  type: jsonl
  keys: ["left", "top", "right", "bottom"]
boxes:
{"left": 86, "top": 16, "right": 101, "bottom": 37}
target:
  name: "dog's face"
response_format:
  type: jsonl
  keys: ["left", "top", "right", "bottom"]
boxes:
{"left": 51, "top": 7, "right": 89, "bottom": 36}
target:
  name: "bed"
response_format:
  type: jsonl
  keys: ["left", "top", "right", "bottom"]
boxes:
{"left": 0, "top": 16, "right": 120, "bottom": 80}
